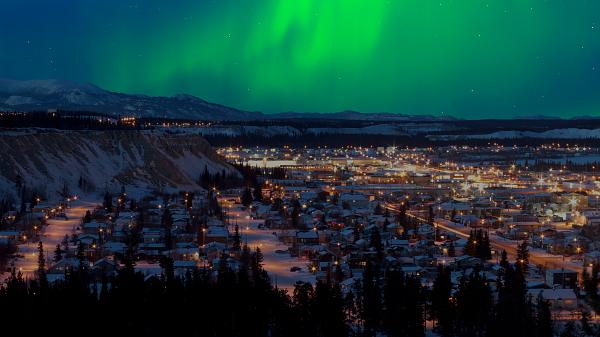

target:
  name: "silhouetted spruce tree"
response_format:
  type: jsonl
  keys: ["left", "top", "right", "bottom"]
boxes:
{"left": 293, "top": 281, "right": 316, "bottom": 336}
{"left": 455, "top": 266, "right": 493, "bottom": 337}
{"left": 76, "top": 240, "right": 86, "bottom": 269}
{"left": 428, "top": 205, "right": 435, "bottom": 224}
{"left": 475, "top": 230, "right": 492, "bottom": 260}
{"left": 232, "top": 224, "right": 241, "bottom": 251}
{"left": 431, "top": 265, "right": 454, "bottom": 337}
{"left": 447, "top": 240, "right": 456, "bottom": 257}
{"left": 370, "top": 228, "right": 384, "bottom": 264}
{"left": 312, "top": 280, "right": 348, "bottom": 337}
{"left": 491, "top": 264, "right": 534, "bottom": 337}
{"left": 103, "top": 191, "right": 112, "bottom": 212}
{"left": 500, "top": 250, "right": 509, "bottom": 269}
{"left": 37, "top": 241, "right": 48, "bottom": 291}
{"left": 361, "top": 259, "right": 381, "bottom": 336}
{"left": 374, "top": 203, "right": 383, "bottom": 215}
{"left": 291, "top": 206, "right": 300, "bottom": 229}
{"left": 53, "top": 243, "right": 63, "bottom": 262}
{"left": 464, "top": 230, "right": 477, "bottom": 256}
{"left": 383, "top": 268, "right": 424, "bottom": 337}
{"left": 162, "top": 208, "right": 173, "bottom": 250}
{"left": 583, "top": 263, "right": 600, "bottom": 307}
{"left": 560, "top": 321, "right": 578, "bottom": 337}
{"left": 253, "top": 184, "right": 263, "bottom": 201}
{"left": 241, "top": 187, "right": 253, "bottom": 207}
{"left": 83, "top": 210, "right": 92, "bottom": 223}
{"left": 517, "top": 240, "right": 529, "bottom": 271}
{"left": 536, "top": 295, "right": 554, "bottom": 337}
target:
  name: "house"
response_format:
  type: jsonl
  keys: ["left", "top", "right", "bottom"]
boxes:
{"left": 528, "top": 288, "right": 578, "bottom": 309}
{"left": 545, "top": 269, "right": 578, "bottom": 289}
{"left": 92, "top": 257, "right": 118, "bottom": 277}
{"left": 82, "top": 221, "right": 109, "bottom": 235}
{"left": 206, "top": 226, "right": 229, "bottom": 244}
{"left": 339, "top": 193, "right": 370, "bottom": 209}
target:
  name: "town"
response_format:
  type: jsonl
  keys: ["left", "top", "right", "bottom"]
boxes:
{"left": 2, "top": 143, "right": 600, "bottom": 336}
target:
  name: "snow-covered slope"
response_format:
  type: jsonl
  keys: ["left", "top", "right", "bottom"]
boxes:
{"left": 0, "top": 79, "right": 261, "bottom": 120}
{"left": 431, "top": 128, "right": 600, "bottom": 140}
{"left": 0, "top": 129, "right": 234, "bottom": 198}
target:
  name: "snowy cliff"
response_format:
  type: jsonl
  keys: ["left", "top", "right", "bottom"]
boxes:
{"left": 0, "top": 129, "right": 234, "bottom": 198}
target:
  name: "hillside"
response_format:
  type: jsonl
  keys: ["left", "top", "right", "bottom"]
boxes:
{"left": 0, "top": 79, "right": 261, "bottom": 121}
{"left": 0, "top": 129, "right": 234, "bottom": 199}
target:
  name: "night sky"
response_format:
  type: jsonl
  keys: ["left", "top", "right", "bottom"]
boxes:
{"left": 1, "top": 1, "right": 599, "bottom": 118}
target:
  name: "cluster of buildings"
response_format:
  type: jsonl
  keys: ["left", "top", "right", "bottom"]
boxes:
{"left": 217, "top": 145, "right": 600, "bottom": 316}
{"left": 3, "top": 144, "right": 600, "bottom": 319}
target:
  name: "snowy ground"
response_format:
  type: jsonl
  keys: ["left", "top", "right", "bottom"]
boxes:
{"left": 227, "top": 205, "right": 315, "bottom": 293}
{"left": 0, "top": 199, "right": 96, "bottom": 283}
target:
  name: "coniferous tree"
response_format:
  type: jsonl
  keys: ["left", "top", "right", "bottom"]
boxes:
{"left": 103, "top": 191, "right": 113, "bottom": 212}
{"left": 37, "top": 241, "right": 45, "bottom": 271}
{"left": 464, "top": 230, "right": 477, "bottom": 256}
{"left": 162, "top": 208, "right": 174, "bottom": 251}
{"left": 290, "top": 206, "right": 300, "bottom": 229}
{"left": 241, "top": 188, "right": 253, "bottom": 207}
{"left": 428, "top": 205, "right": 435, "bottom": 224}
{"left": 37, "top": 241, "right": 48, "bottom": 291}
{"left": 53, "top": 244, "right": 63, "bottom": 263}
{"left": 500, "top": 250, "right": 509, "bottom": 269}
{"left": 312, "top": 280, "right": 348, "bottom": 337}
{"left": 447, "top": 240, "right": 456, "bottom": 257}
{"left": 232, "top": 224, "right": 241, "bottom": 251}
{"left": 560, "top": 321, "right": 578, "bottom": 337}
{"left": 536, "top": 295, "right": 554, "bottom": 337}
{"left": 455, "top": 266, "right": 493, "bottom": 337}
{"left": 583, "top": 263, "right": 600, "bottom": 307}
{"left": 374, "top": 203, "right": 383, "bottom": 215}
{"left": 431, "top": 265, "right": 454, "bottom": 337}
{"left": 361, "top": 259, "right": 381, "bottom": 336}
{"left": 477, "top": 230, "right": 492, "bottom": 260}
{"left": 579, "top": 309, "right": 594, "bottom": 337}
{"left": 370, "top": 228, "right": 384, "bottom": 264}
{"left": 253, "top": 184, "right": 263, "bottom": 202}
{"left": 76, "top": 240, "right": 86, "bottom": 269}
{"left": 83, "top": 210, "right": 92, "bottom": 223}
{"left": 517, "top": 240, "right": 530, "bottom": 271}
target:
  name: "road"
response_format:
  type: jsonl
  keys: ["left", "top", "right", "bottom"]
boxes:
{"left": 226, "top": 205, "right": 315, "bottom": 292}
{"left": 384, "top": 203, "right": 584, "bottom": 275}
{"left": 1, "top": 199, "right": 96, "bottom": 282}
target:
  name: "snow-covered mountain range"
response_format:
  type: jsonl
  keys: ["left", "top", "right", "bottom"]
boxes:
{"left": 0, "top": 79, "right": 261, "bottom": 121}
{"left": 0, "top": 79, "right": 458, "bottom": 121}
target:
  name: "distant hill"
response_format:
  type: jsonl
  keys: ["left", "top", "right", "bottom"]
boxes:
{"left": 269, "top": 110, "right": 457, "bottom": 121}
{"left": 0, "top": 79, "right": 461, "bottom": 122}
{"left": 0, "top": 79, "right": 261, "bottom": 121}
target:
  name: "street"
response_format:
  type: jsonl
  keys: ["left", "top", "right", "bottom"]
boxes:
{"left": 1, "top": 199, "right": 96, "bottom": 282}
{"left": 227, "top": 205, "right": 315, "bottom": 292}
{"left": 384, "top": 203, "right": 584, "bottom": 275}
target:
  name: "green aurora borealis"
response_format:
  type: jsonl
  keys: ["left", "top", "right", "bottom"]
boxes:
{"left": 1, "top": 0, "right": 600, "bottom": 118}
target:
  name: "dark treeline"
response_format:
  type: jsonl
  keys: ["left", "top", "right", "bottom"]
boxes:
{"left": 205, "top": 134, "right": 600, "bottom": 148}
{"left": 430, "top": 263, "right": 553, "bottom": 337}
{"left": 0, "top": 245, "right": 554, "bottom": 337}
{"left": 198, "top": 163, "right": 287, "bottom": 191}
{"left": 0, "top": 110, "right": 137, "bottom": 130}
{"left": 0, "top": 110, "right": 211, "bottom": 130}
{"left": 0, "top": 244, "right": 348, "bottom": 337}
{"left": 527, "top": 159, "right": 600, "bottom": 173}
